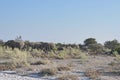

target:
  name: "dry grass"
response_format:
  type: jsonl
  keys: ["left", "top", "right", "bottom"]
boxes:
{"left": 0, "top": 62, "right": 16, "bottom": 71}
{"left": 85, "top": 69, "right": 101, "bottom": 80}
{"left": 27, "top": 67, "right": 35, "bottom": 71}
{"left": 57, "top": 66, "right": 71, "bottom": 71}
{"left": 0, "top": 47, "right": 32, "bottom": 68}
{"left": 57, "top": 74, "right": 79, "bottom": 80}
{"left": 31, "top": 59, "right": 51, "bottom": 65}
{"left": 67, "top": 63, "right": 75, "bottom": 67}
{"left": 39, "top": 68, "right": 57, "bottom": 76}
{"left": 108, "top": 61, "right": 116, "bottom": 66}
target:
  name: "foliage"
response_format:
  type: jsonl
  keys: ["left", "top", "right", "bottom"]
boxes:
{"left": 31, "top": 59, "right": 51, "bottom": 65}
{"left": 0, "top": 63, "right": 16, "bottom": 71}
{"left": 113, "top": 51, "right": 120, "bottom": 60}
{"left": 84, "top": 38, "right": 97, "bottom": 46}
{"left": 7, "top": 48, "right": 31, "bottom": 67}
{"left": 57, "top": 75, "right": 78, "bottom": 80}
{"left": 88, "top": 43, "right": 105, "bottom": 55}
{"left": 0, "top": 39, "right": 4, "bottom": 46}
{"left": 30, "top": 49, "right": 44, "bottom": 58}
{"left": 39, "top": 68, "right": 57, "bottom": 76}
{"left": 57, "top": 66, "right": 71, "bottom": 71}
{"left": 0, "top": 47, "right": 31, "bottom": 67}
{"left": 104, "top": 39, "right": 120, "bottom": 50}
{"left": 114, "top": 47, "right": 120, "bottom": 54}
{"left": 54, "top": 48, "right": 88, "bottom": 59}
{"left": 85, "top": 69, "right": 101, "bottom": 80}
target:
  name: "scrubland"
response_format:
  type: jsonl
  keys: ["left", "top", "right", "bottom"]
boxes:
{"left": 0, "top": 47, "right": 120, "bottom": 80}
{"left": 0, "top": 38, "right": 120, "bottom": 80}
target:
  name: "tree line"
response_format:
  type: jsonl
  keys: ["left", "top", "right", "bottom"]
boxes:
{"left": 0, "top": 37, "right": 120, "bottom": 55}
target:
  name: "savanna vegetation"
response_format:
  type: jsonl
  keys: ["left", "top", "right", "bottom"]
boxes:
{"left": 0, "top": 36, "right": 120, "bottom": 66}
{"left": 1, "top": 36, "right": 120, "bottom": 79}
{"left": 1, "top": 36, "right": 120, "bottom": 57}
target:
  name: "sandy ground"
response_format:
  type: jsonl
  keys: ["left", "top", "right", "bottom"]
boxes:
{"left": 0, "top": 55, "right": 120, "bottom": 80}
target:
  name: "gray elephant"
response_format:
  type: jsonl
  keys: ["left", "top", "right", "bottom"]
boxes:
{"left": 5, "top": 40, "right": 24, "bottom": 50}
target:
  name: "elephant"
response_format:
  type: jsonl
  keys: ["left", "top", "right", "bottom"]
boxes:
{"left": 5, "top": 40, "right": 24, "bottom": 50}
{"left": 38, "top": 42, "right": 55, "bottom": 52}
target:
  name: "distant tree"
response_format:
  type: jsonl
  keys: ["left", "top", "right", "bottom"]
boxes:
{"left": 84, "top": 38, "right": 97, "bottom": 46}
{"left": 88, "top": 43, "right": 105, "bottom": 55}
{"left": 0, "top": 39, "right": 4, "bottom": 46}
{"left": 104, "top": 39, "right": 120, "bottom": 50}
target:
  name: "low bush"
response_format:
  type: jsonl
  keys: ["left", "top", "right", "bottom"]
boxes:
{"left": 85, "top": 69, "right": 101, "bottom": 80}
{"left": 31, "top": 59, "right": 51, "bottom": 65}
{"left": 0, "top": 47, "right": 31, "bottom": 68}
{"left": 57, "top": 66, "right": 71, "bottom": 71}
{"left": 0, "top": 62, "right": 16, "bottom": 71}
{"left": 39, "top": 68, "right": 57, "bottom": 76}
{"left": 57, "top": 75, "right": 79, "bottom": 80}
{"left": 30, "top": 49, "right": 44, "bottom": 58}
{"left": 108, "top": 61, "right": 116, "bottom": 66}
{"left": 9, "top": 48, "right": 30, "bottom": 67}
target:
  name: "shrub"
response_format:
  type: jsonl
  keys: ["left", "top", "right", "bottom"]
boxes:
{"left": 0, "top": 47, "right": 13, "bottom": 59}
{"left": 56, "top": 50, "right": 68, "bottom": 59}
{"left": 54, "top": 48, "right": 88, "bottom": 59}
{"left": 0, "top": 47, "right": 31, "bottom": 68}
{"left": 31, "top": 59, "right": 51, "bottom": 65}
{"left": 8, "top": 48, "right": 30, "bottom": 67}
{"left": 30, "top": 49, "right": 44, "bottom": 58}
{"left": 39, "top": 68, "right": 57, "bottom": 76}
{"left": 57, "top": 75, "right": 79, "bottom": 80}
{"left": 108, "top": 61, "right": 116, "bottom": 66}
{"left": 67, "top": 63, "right": 75, "bottom": 67}
{"left": 47, "top": 51, "right": 57, "bottom": 58}
{"left": 113, "top": 51, "right": 120, "bottom": 60}
{"left": 0, "top": 63, "right": 16, "bottom": 71}
{"left": 57, "top": 66, "right": 71, "bottom": 71}
{"left": 85, "top": 69, "right": 101, "bottom": 80}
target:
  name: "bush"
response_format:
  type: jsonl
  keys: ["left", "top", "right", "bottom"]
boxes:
{"left": 31, "top": 59, "right": 51, "bottom": 65}
{"left": 39, "top": 68, "right": 57, "bottom": 76}
{"left": 113, "top": 51, "right": 120, "bottom": 60}
{"left": 30, "top": 49, "right": 44, "bottom": 58}
{"left": 0, "top": 47, "right": 31, "bottom": 68}
{"left": 57, "top": 66, "right": 71, "bottom": 71}
{"left": 57, "top": 75, "right": 79, "bottom": 80}
{"left": 85, "top": 69, "right": 101, "bottom": 80}
{"left": 56, "top": 50, "right": 68, "bottom": 59}
{"left": 0, "top": 62, "right": 16, "bottom": 71}
{"left": 54, "top": 48, "right": 88, "bottom": 59}
{"left": 8, "top": 48, "right": 30, "bottom": 67}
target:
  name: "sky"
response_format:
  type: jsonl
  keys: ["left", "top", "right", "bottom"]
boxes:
{"left": 0, "top": 0, "right": 120, "bottom": 44}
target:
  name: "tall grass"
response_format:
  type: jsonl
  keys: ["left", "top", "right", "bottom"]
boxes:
{"left": 55, "top": 48, "right": 88, "bottom": 60}
{"left": 0, "top": 47, "right": 32, "bottom": 68}
{"left": 0, "top": 46, "right": 88, "bottom": 68}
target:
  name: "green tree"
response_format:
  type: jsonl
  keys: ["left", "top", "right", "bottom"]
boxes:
{"left": 104, "top": 39, "right": 120, "bottom": 50}
{"left": 0, "top": 39, "right": 4, "bottom": 46}
{"left": 84, "top": 38, "right": 97, "bottom": 46}
{"left": 88, "top": 43, "right": 105, "bottom": 54}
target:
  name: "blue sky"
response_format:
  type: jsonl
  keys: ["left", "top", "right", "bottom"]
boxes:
{"left": 0, "top": 0, "right": 120, "bottom": 44}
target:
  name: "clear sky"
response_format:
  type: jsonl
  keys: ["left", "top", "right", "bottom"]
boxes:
{"left": 0, "top": 0, "right": 120, "bottom": 44}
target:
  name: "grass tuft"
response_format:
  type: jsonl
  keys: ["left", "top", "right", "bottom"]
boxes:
{"left": 57, "top": 66, "right": 71, "bottom": 71}
{"left": 57, "top": 75, "right": 79, "bottom": 80}
{"left": 39, "top": 68, "right": 57, "bottom": 76}
{"left": 85, "top": 69, "right": 101, "bottom": 80}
